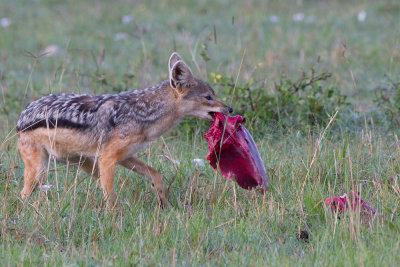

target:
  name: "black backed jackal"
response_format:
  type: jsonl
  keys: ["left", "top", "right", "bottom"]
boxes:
{"left": 17, "top": 52, "right": 233, "bottom": 206}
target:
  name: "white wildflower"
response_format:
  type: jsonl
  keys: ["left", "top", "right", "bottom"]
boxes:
{"left": 269, "top": 15, "right": 279, "bottom": 24}
{"left": 122, "top": 15, "right": 133, "bottom": 24}
{"left": 172, "top": 159, "right": 180, "bottom": 166}
{"left": 0, "top": 17, "right": 11, "bottom": 28}
{"left": 293, "top": 13, "right": 304, "bottom": 22}
{"left": 40, "top": 184, "right": 53, "bottom": 191}
{"left": 192, "top": 158, "right": 205, "bottom": 167}
{"left": 357, "top": 11, "right": 366, "bottom": 22}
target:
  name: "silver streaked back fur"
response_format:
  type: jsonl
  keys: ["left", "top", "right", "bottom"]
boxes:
{"left": 17, "top": 80, "right": 171, "bottom": 142}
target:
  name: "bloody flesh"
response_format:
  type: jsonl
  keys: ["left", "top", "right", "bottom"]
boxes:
{"left": 204, "top": 113, "right": 269, "bottom": 193}
{"left": 325, "top": 192, "right": 376, "bottom": 217}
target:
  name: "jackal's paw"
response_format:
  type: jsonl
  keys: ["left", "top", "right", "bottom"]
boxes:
{"left": 20, "top": 188, "right": 32, "bottom": 200}
{"left": 158, "top": 192, "right": 171, "bottom": 209}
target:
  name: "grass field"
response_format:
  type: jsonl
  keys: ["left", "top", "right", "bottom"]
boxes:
{"left": 1, "top": 0, "right": 400, "bottom": 265}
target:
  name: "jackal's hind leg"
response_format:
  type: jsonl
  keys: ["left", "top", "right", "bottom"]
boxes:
{"left": 18, "top": 139, "right": 47, "bottom": 200}
{"left": 119, "top": 157, "right": 167, "bottom": 207}
{"left": 67, "top": 156, "right": 100, "bottom": 178}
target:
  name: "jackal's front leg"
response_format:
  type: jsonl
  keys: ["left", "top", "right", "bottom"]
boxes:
{"left": 119, "top": 157, "right": 167, "bottom": 207}
{"left": 98, "top": 156, "right": 118, "bottom": 203}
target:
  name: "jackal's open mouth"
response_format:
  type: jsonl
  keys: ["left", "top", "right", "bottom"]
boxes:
{"left": 208, "top": 112, "right": 216, "bottom": 120}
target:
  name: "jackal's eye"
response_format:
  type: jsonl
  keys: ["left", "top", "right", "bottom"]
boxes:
{"left": 205, "top": 95, "right": 213, "bottom": 101}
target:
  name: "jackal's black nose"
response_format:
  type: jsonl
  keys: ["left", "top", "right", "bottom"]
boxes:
{"left": 229, "top": 107, "right": 234, "bottom": 113}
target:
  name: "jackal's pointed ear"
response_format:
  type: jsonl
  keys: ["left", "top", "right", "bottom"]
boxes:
{"left": 169, "top": 52, "right": 183, "bottom": 70}
{"left": 169, "top": 59, "right": 195, "bottom": 90}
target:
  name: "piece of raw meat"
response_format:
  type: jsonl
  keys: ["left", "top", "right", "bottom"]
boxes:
{"left": 204, "top": 113, "right": 269, "bottom": 193}
{"left": 325, "top": 192, "right": 376, "bottom": 220}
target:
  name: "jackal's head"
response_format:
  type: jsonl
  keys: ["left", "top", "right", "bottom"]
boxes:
{"left": 168, "top": 52, "right": 233, "bottom": 121}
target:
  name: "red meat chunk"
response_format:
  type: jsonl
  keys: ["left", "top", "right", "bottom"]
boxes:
{"left": 204, "top": 113, "right": 269, "bottom": 193}
{"left": 325, "top": 192, "right": 376, "bottom": 221}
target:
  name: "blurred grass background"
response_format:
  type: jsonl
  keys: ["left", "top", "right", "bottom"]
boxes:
{"left": 0, "top": 0, "right": 400, "bottom": 266}
{"left": 1, "top": 0, "right": 399, "bottom": 119}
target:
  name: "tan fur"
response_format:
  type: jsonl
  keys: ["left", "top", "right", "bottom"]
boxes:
{"left": 17, "top": 52, "right": 232, "bottom": 207}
